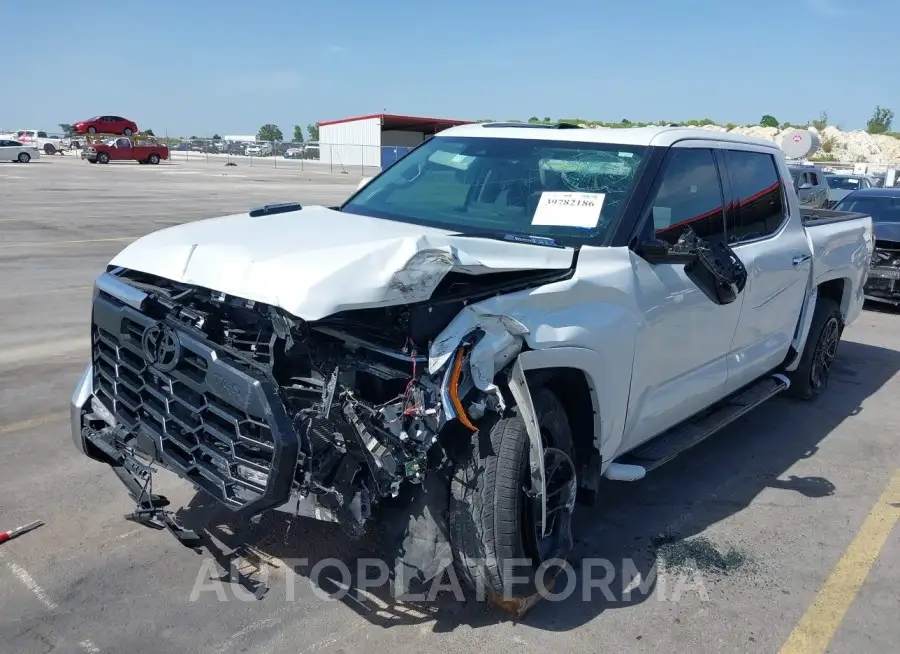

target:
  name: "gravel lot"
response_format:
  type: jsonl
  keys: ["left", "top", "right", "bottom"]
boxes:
{"left": 1, "top": 156, "right": 898, "bottom": 654}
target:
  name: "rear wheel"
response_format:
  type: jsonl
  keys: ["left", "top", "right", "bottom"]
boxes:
{"left": 449, "top": 387, "right": 577, "bottom": 601}
{"left": 97, "top": 152, "right": 110, "bottom": 164}
{"left": 124, "top": 128, "right": 133, "bottom": 136}
{"left": 148, "top": 153, "right": 160, "bottom": 165}
{"left": 17, "top": 152, "right": 31, "bottom": 163}
{"left": 786, "top": 298, "right": 842, "bottom": 400}
{"left": 44, "top": 144, "right": 56, "bottom": 155}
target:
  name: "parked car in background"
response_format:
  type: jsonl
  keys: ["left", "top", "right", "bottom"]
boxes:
{"left": 302, "top": 141, "right": 319, "bottom": 159}
{"left": 74, "top": 116, "right": 139, "bottom": 136}
{"left": 83, "top": 136, "right": 168, "bottom": 164}
{"left": 825, "top": 173, "right": 877, "bottom": 207}
{"left": 0, "top": 139, "right": 40, "bottom": 162}
{"left": 0, "top": 129, "right": 65, "bottom": 155}
{"left": 834, "top": 187, "right": 900, "bottom": 306}
{"left": 788, "top": 164, "right": 829, "bottom": 208}
{"left": 245, "top": 142, "right": 273, "bottom": 156}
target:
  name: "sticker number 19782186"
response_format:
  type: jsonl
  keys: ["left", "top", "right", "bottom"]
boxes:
{"left": 530, "top": 192, "right": 606, "bottom": 229}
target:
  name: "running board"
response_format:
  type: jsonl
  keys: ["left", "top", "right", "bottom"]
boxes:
{"left": 613, "top": 374, "right": 790, "bottom": 475}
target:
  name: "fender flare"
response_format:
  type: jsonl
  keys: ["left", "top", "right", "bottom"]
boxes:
{"left": 506, "top": 347, "right": 618, "bottom": 537}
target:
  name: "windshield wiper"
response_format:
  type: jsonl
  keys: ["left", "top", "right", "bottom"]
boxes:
{"left": 449, "top": 232, "right": 567, "bottom": 248}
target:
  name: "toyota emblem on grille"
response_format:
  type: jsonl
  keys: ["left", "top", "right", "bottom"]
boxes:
{"left": 141, "top": 322, "right": 181, "bottom": 371}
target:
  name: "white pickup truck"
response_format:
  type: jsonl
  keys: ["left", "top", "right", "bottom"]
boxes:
{"left": 71, "top": 124, "right": 872, "bottom": 607}
{"left": 0, "top": 129, "right": 65, "bottom": 155}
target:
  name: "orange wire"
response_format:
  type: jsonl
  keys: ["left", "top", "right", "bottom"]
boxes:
{"left": 449, "top": 346, "right": 477, "bottom": 431}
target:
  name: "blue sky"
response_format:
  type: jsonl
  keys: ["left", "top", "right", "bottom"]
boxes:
{"left": 4, "top": 0, "right": 897, "bottom": 137}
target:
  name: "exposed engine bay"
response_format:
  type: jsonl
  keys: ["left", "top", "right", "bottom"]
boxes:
{"left": 87, "top": 264, "right": 566, "bottom": 538}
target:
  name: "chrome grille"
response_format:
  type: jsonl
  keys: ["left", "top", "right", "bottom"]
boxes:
{"left": 90, "top": 289, "right": 299, "bottom": 513}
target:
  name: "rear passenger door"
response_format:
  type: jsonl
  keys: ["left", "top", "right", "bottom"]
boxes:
{"left": 719, "top": 147, "right": 812, "bottom": 393}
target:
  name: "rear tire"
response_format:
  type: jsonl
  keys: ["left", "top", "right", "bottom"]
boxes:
{"left": 17, "top": 152, "right": 30, "bottom": 163}
{"left": 124, "top": 128, "right": 133, "bottom": 136}
{"left": 449, "top": 387, "right": 576, "bottom": 601}
{"left": 44, "top": 144, "right": 56, "bottom": 155}
{"left": 786, "top": 298, "right": 843, "bottom": 400}
{"left": 97, "top": 152, "right": 110, "bottom": 164}
{"left": 148, "top": 153, "right": 160, "bottom": 165}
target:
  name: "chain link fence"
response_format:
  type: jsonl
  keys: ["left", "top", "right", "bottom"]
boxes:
{"left": 159, "top": 137, "right": 383, "bottom": 176}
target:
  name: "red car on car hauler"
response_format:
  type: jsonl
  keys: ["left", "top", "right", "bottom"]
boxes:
{"left": 74, "top": 115, "right": 139, "bottom": 136}
{"left": 83, "top": 137, "right": 169, "bottom": 164}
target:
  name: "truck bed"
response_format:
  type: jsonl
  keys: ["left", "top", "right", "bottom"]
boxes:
{"left": 800, "top": 207, "right": 869, "bottom": 226}
{"left": 802, "top": 206, "right": 873, "bottom": 326}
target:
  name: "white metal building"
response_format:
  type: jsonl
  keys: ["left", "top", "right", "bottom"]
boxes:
{"left": 316, "top": 113, "right": 470, "bottom": 169}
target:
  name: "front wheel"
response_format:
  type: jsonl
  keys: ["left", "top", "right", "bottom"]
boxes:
{"left": 44, "top": 144, "right": 56, "bottom": 155}
{"left": 449, "top": 387, "right": 576, "bottom": 601}
{"left": 786, "top": 298, "right": 842, "bottom": 400}
{"left": 87, "top": 126, "right": 96, "bottom": 134}
{"left": 97, "top": 152, "right": 110, "bottom": 164}
{"left": 17, "top": 152, "right": 31, "bottom": 163}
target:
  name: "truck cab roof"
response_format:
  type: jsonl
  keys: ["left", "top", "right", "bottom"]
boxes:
{"left": 438, "top": 123, "right": 780, "bottom": 151}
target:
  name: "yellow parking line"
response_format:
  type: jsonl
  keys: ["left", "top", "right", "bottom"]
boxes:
{"left": 779, "top": 469, "right": 900, "bottom": 654}
{"left": 0, "top": 412, "right": 68, "bottom": 435}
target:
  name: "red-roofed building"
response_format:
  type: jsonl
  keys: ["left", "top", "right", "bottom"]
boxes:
{"left": 316, "top": 113, "right": 471, "bottom": 170}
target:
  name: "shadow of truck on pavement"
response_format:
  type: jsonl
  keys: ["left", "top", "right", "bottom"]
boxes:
{"left": 174, "top": 338, "right": 900, "bottom": 633}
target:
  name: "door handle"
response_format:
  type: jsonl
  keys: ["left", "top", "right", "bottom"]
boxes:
{"left": 792, "top": 254, "right": 812, "bottom": 266}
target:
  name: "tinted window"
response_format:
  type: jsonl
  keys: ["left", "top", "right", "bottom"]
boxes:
{"left": 827, "top": 176, "right": 862, "bottom": 191}
{"left": 343, "top": 136, "right": 647, "bottom": 243}
{"left": 650, "top": 148, "right": 725, "bottom": 245}
{"left": 834, "top": 197, "right": 900, "bottom": 223}
{"left": 723, "top": 150, "right": 785, "bottom": 242}
{"left": 810, "top": 173, "right": 820, "bottom": 185}
{"left": 37, "top": 131, "right": 47, "bottom": 138}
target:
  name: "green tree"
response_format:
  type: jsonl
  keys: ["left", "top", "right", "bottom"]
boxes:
{"left": 257, "top": 124, "right": 283, "bottom": 141}
{"left": 760, "top": 115, "right": 779, "bottom": 128}
{"left": 527, "top": 116, "right": 541, "bottom": 123}
{"left": 306, "top": 124, "right": 319, "bottom": 141}
{"left": 543, "top": 116, "right": 551, "bottom": 122}
{"left": 811, "top": 111, "right": 828, "bottom": 131}
{"left": 143, "top": 129, "right": 155, "bottom": 136}
{"left": 866, "top": 106, "right": 894, "bottom": 134}
{"left": 212, "top": 133, "right": 221, "bottom": 140}
{"left": 58, "top": 123, "right": 73, "bottom": 136}
{"left": 292, "top": 125, "right": 305, "bottom": 143}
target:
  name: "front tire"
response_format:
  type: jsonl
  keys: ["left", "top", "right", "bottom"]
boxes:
{"left": 449, "top": 387, "right": 576, "bottom": 601}
{"left": 17, "top": 152, "right": 31, "bottom": 163}
{"left": 87, "top": 126, "right": 97, "bottom": 134}
{"left": 786, "top": 298, "right": 842, "bottom": 400}
{"left": 44, "top": 144, "right": 56, "bottom": 155}
{"left": 97, "top": 152, "right": 110, "bottom": 164}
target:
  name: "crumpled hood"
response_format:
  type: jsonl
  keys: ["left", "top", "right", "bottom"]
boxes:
{"left": 109, "top": 205, "right": 575, "bottom": 320}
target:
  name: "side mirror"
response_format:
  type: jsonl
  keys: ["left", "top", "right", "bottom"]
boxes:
{"left": 637, "top": 238, "right": 698, "bottom": 265}
{"left": 798, "top": 182, "right": 813, "bottom": 190}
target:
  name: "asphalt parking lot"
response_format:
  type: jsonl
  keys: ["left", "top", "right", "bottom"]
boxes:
{"left": 1, "top": 155, "right": 898, "bottom": 654}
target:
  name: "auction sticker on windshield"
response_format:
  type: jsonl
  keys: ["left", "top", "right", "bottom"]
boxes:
{"left": 531, "top": 192, "right": 606, "bottom": 228}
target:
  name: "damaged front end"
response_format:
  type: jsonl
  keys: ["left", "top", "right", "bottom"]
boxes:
{"left": 73, "top": 267, "right": 536, "bottom": 547}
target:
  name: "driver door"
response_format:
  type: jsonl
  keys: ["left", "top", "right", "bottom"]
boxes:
{"left": 621, "top": 143, "right": 744, "bottom": 451}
